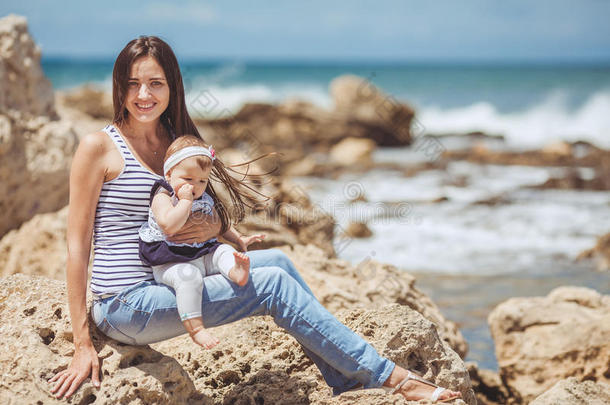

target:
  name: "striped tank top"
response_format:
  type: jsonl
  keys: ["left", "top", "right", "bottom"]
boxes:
{"left": 91, "top": 124, "right": 162, "bottom": 298}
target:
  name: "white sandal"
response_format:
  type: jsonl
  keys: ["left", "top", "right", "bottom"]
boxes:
{"left": 383, "top": 370, "right": 459, "bottom": 403}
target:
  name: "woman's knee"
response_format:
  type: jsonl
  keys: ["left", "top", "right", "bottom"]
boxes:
{"left": 257, "top": 266, "right": 300, "bottom": 298}
{"left": 267, "top": 249, "right": 296, "bottom": 271}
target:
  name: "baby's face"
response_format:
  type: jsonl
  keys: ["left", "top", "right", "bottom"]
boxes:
{"left": 166, "top": 156, "right": 212, "bottom": 199}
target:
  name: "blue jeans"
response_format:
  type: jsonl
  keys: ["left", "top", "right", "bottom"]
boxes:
{"left": 91, "top": 249, "right": 395, "bottom": 395}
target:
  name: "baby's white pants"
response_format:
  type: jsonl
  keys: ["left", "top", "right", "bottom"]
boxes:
{"left": 151, "top": 244, "right": 237, "bottom": 321}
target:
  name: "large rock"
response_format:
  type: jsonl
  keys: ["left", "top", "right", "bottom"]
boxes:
{"left": 0, "top": 274, "right": 473, "bottom": 404}
{"left": 488, "top": 286, "right": 610, "bottom": 403}
{"left": 0, "top": 14, "right": 55, "bottom": 117}
{"left": 0, "top": 273, "right": 206, "bottom": 405}
{"left": 192, "top": 75, "right": 415, "bottom": 177}
{"left": 530, "top": 377, "right": 610, "bottom": 405}
{"left": 330, "top": 75, "right": 415, "bottom": 146}
{"left": 0, "top": 15, "right": 78, "bottom": 237}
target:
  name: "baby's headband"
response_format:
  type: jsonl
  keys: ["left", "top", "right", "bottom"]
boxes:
{"left": 163, "top": 146, "right": 215, "bottom": 176}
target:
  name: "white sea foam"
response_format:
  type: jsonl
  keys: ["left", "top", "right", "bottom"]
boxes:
{"left": 293, "top": 164, "right": 610, "bottom": 275}
{"left": 185, "top": 82, "right": 332, "bottom": 118}
{"left": 418, "top": 89, "right": 610, "bottom": 148}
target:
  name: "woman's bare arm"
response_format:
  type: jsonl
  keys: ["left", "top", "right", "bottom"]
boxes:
{"left": 49, "top": 132, "right": 108, "bottom": 399}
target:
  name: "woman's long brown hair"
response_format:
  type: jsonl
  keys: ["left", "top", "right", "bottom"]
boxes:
{"left": 112, "top": 35, "right": 200, "bottom": 138}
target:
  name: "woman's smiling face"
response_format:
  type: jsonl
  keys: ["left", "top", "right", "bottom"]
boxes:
{"left": 125, "top": 56, "right": 170, "bottom": 123}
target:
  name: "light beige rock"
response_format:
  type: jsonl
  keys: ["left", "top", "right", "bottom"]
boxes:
{"left": 488, "top": 286, "right": 610, "bottom": 403}
{"left": 54, "top": 91, "right": 109, "bottom": 139}
{"left": 0, "top": 274, "right": 206, "bottom": 405}
{"left": 0, "top": 15, "right": 79, "bottom": 237}
{"left": 0, "top": 273, "right": 472, "bottom": 404}
{"left": 541, "top": 140, "right": 572, "bottom": 157}
{"left": 0, "top": 206, "right": 72, "bottom": 279}
{"left": 530, "top": 377, "right": 610, "bottom": 405}
{"left": 0, "top": 111, "right": 78, "bottom": 237}
{"left": 56, "top": 85, "right": 114, "bottom": 120}
{"left": 0, "top": 14, "right": 55, "bottom": 117}
{"left": 329, "top": 137, "right": 376, "bottom": 167}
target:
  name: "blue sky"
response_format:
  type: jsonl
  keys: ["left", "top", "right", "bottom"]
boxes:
{"left": 2, "top": 0, "right": 609, "bottom": 63}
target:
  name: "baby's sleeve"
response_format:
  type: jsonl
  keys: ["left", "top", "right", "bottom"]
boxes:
{"left": 197, "top": 192, "right": 215, "bottom": 215}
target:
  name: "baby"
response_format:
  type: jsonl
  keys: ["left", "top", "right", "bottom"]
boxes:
{"left": 139, "top": 135, "right": 265, "bottom": 349}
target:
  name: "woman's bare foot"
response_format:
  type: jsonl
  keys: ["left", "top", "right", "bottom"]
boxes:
{"left": 384, "top": 368, "right": 461, "bottom": 402}
{"left": 190, "top": 327, "right": 219, "bottom": 349}
{"left": 397, "top": 379, "right": 461, "bottom": 402}
{"left": 228, "top": 252, "right": 250, "bottom": 286}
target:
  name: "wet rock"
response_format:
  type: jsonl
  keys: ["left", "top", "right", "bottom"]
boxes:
{"left": 466, "top": 362, "right": 514, "bottom": 405}
{"left": 443, "top": 142, "right": 610, "bottom": 170}
{"left": 343, "top": 221, "right": 373, "bottom": 238}
{"left": 577, "top": 232, "right": 610, "bottom": 272}
{"left": 530, "top": 167, "right": 610, "bottom": 191}
{"left": 488, "top": 286, "right": 610, "bottom": 403}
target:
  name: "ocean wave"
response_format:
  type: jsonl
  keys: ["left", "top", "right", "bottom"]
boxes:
{"left": 417, "top": 89, "right": 610, "bottom": 148}
{"left": 185, "top": 82, "right": 332, "bottom": 118}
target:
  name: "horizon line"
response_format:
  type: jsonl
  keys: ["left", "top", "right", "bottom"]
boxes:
{"left": 41, "top": 55, "right": 610, "bottom": 68}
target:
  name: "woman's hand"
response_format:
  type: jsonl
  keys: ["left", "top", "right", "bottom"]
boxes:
{"left": 167, "top": 209, "right": 222, "bottom": 244}
{"left": 48, "top": 343, "right": 100, "bottom": 399}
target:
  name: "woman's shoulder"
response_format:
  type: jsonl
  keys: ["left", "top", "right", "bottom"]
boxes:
{"left": 77, "top": 129, "right": 114, "bottom": 157}
{"left": 73, "top": 128, "right": 123, "bottom": 181}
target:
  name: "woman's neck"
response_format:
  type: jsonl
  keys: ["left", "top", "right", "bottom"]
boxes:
{"left": 122, "top": 116, "right": 164, "bottom": 140}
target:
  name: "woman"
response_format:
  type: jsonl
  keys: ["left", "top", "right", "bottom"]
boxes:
{"left": 48, "top": 36, "right": 461, "bottom": 403}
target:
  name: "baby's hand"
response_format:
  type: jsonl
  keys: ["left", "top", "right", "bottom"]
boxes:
{"left": 238, "top": 234, "right": 266, "bottom": 252}
{"left": 177, "top": 184, "right": 194, "bottom": 201}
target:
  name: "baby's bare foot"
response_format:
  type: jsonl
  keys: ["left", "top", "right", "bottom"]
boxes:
{"left": 228, "top": 252, "right": 250, "bottom": 286}
{"left": 191, "top": 328, "right": 219, "bottom": 349}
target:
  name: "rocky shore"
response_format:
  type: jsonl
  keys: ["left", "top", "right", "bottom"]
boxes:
{"left": 1, "top": 14, "right": 609, "bottom": 404}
